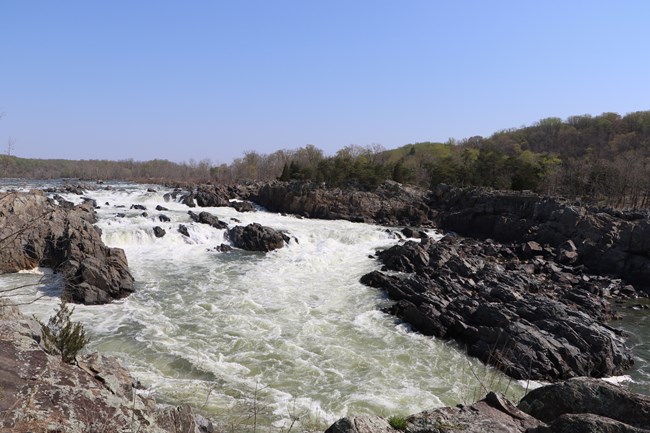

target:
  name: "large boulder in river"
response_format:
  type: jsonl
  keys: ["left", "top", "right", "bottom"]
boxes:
{"left": 0, "top": 192, "right": 134, "bottom": 304}
{"left": 228, "top": 223, "right": 288, "bottom": 252}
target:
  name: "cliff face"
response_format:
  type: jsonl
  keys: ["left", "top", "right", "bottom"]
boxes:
{"left": 253, "top": 180, "right": 435, "bottom": 227}
{"left": 0, "top": 191, "right": 134, "bottom": 304}
{"left": 0, "top": 302, "right": 213, "bottom": 433}
{"left": 428, "top": 186, "right": 650, "bottom": 289}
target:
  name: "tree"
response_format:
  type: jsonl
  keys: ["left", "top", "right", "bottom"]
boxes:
{"left": 37, "top": 301, "right": 90, "bottom": 364}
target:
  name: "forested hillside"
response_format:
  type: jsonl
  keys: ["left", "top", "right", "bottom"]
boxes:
{"left": 2, "top": 111, "right": 649, "bottom": 208}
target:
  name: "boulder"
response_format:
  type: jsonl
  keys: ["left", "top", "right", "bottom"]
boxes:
{"left": 153, "top": 226, "right": 166, "bottom": 238}
{"left": 228, "top": 223, "right": 288, "bottom": 252}
{"left": 518, "top": 377, "right": 650, "bottom": 430}
{"left": 0, "top": 192, "right": 134, "bottom": 305}
{"left": 188, "top": 211, "right": 228, "bottom": 229}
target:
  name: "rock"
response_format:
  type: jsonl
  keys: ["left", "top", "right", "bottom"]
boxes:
{"left": 188, "top": 211, "right": 228, "bottom": 229}
{"left": 531, "top": 413, "right": 650, "bottom": 433}
{"left": 0, "top": 305, "right": 212, "bottom": 433}
{"left": 362, "top": 235, "right": 632, "bottom": 381}
{"left": 325, "top": 415, "right": 396, "bottom": 433}
{"left": 131, "top": 204, "right": 147, "bottom": 210}
{"left": 156, "top": 204, "right": 168, "bottom": 211}
{"left": 428, "top": 186, "right": 650, "bottom": 291}
{"left": 153, "top": 226, "right": 166, "bottom": 238}
{"left": 228, "top": 223, "right": 288, "bottom": 252}
{"left": 230, "top": 200, "right": 256, "bottom": 212}
{"left": 253, "top": 180, "right": 434, "bottom": 226}
{"left": 159, "top": 214, "right": 171, "bottom": 222}
{"left": 214, "top": 243, "right": 233, "bottom": 252}
{"left": 325, "top": 392, "right": 541, "bottom": 433}
{"left": 0, "top": 192, "right": 134, "bottom": 305}
{"left": 518, "top": 377, "right": 650, "bottom": 430}
{"left": 193, "top": 185, "right": 231, "bottom": 207}
{"left": 178, "top": 224, "right": 190, "bottom": 237}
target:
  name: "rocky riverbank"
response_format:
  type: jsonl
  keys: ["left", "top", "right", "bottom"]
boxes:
{"left": 0, "top": 301, "right": 213, "bottom": 433}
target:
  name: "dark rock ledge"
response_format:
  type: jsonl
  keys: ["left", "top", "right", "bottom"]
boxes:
{"left": 0, "top": 191, "right": 134, "bottom": 304}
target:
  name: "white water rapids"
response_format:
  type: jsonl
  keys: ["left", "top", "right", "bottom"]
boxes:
{"left": 1, "top": 182, "right": 527, "bottom": 430}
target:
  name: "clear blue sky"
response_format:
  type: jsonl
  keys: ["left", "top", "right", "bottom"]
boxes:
{"left": 2, "top": 1, "right": 649, "bottom": 164}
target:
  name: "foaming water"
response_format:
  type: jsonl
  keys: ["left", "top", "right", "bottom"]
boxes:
{"left": 2, "top": 182, "right": 527, "bottom": 429}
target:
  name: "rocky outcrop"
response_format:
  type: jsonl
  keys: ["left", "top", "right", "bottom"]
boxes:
{"left": 326, "top": 379, "right": 650, "bottom": 433}
{"left": 518, "top": 377, "right": 650, "bottom": 431}
{"left": 362, "top": 235, "right": 632, "bottom": 381}
{"left": 0, "top": 302, "right": 213, "bottom": 433}
{"left": 227, "top": 223, "right": 289, "bottom": 252}
{"left": 0, "top": 192, "right": 134, "bottom": 304}
{"left": 326, "top": 392, "right": 542, "bottom": 433}
{"left": 253, "top": 180, "right": 434, "bottom": 226}
{"left": 428, "top": 185, "right": 650, "bottom": 290}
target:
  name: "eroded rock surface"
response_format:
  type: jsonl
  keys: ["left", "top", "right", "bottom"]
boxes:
{"left": 0, "top": 303, "right": 213, "bottom": 433}
{"left": 0, "top": 192, "right": 134, "bottom": 304}
{"left": 362, "top": 236, "right": 632, "bottom": 381}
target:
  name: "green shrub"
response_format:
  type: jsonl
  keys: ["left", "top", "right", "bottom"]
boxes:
{"left": 388, "top": 415, "right": 408, "bottom": 431}
{"left": 37, "top": 301, "right": 90, "bottom": 364}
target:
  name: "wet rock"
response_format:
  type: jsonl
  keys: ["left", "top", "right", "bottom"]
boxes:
{"left": 159, "top": 214, "right": 171, "bottom": 222}
{"left": 228, "top": 223, "right": 288, "bottom": 252}
{"left": 0, "top": 192, "right": 134, "bottom": 305}
{"left": 131, "top": 204, "right": 147, "bottom": 210}
{"left": 230, "top": 200, "right": 256, "bottom": 212}
{"left": 178, "top": 224, "right": 190, "bottom": 237}
{"left": 153, "top": 226, "right": 166, "bottom": 238}
{"left": 156, "top": 204, "right": 168, "bottom": 211}
{"left": 188, "top": 211, "right": 228, "bottom": 229}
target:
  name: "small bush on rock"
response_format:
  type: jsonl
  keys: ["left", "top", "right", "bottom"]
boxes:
{"left": 388, "top": 415, "right": 407, "bottom": 431}
{"left": 37, "top": 301, "right": 90, "bottom": 364}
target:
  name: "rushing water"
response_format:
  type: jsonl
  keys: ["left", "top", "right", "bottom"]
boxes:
{"left": 4, "top": 180, "right": 646, "bottom": 429}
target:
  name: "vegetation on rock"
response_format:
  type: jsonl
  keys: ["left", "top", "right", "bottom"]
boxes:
{"left": 37, "top": 301, "right": 90, "bottom": 364}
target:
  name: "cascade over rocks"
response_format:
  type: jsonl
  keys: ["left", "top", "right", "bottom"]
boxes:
{"left": 188, "top": 210, "right": 228, "bottom": 229}
{"left": 227, "top": 223, "right": 289, "bottom": 252}
{"left": 252, "top": 180, "right": 434, "bottom": 226}
{"left": 0, "top": 192, "right": 134, "bottom": 304}
{"left": 362, "top": 235, "right": 633, "bottom": 381}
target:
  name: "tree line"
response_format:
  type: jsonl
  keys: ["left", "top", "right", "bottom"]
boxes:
{"left": 2, "top": 111, "right": 649, "bottom": 208}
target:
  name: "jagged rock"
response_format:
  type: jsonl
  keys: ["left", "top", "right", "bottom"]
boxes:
{"left": 428, "top": 186, "right": 650, "bottom": 291}
{"left": 228, "top": 223, "right": 288, "bottom": 252}
{"left": 153, "top": 226, "right": 166, "bottom": 238}
{"left": 518, "top": 377, "right": 650, "bottom": 430}
{"left": 0, "top": 192, "right": 134, "bottom": 305}
{"left": 363, "top": 236, "right": 632, "bottom": 381}
{"left": 188, "top": 211, "right": 228, "bottom": 229}
{"left": 159, "top": 214, "right": 171, "bottom": 222}
{"left": 193, "top": 185, "right": 231, "bottom": 207}
{"left": 325, "top": 415, "right": 396, "bottom": 433}
{"left": 0, "top": 305, "right": 212, "bottom": 433}
{"left": 178, "top": 224, "right": 190, "bottom": 237}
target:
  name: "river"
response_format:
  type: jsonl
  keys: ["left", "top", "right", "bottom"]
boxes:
{"left": 1, "top": 180, "right": 646, "bottom": 430}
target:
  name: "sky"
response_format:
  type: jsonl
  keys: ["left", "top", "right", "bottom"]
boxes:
{"left": 2, "top": 1, "right": 650, "bottom": 164}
